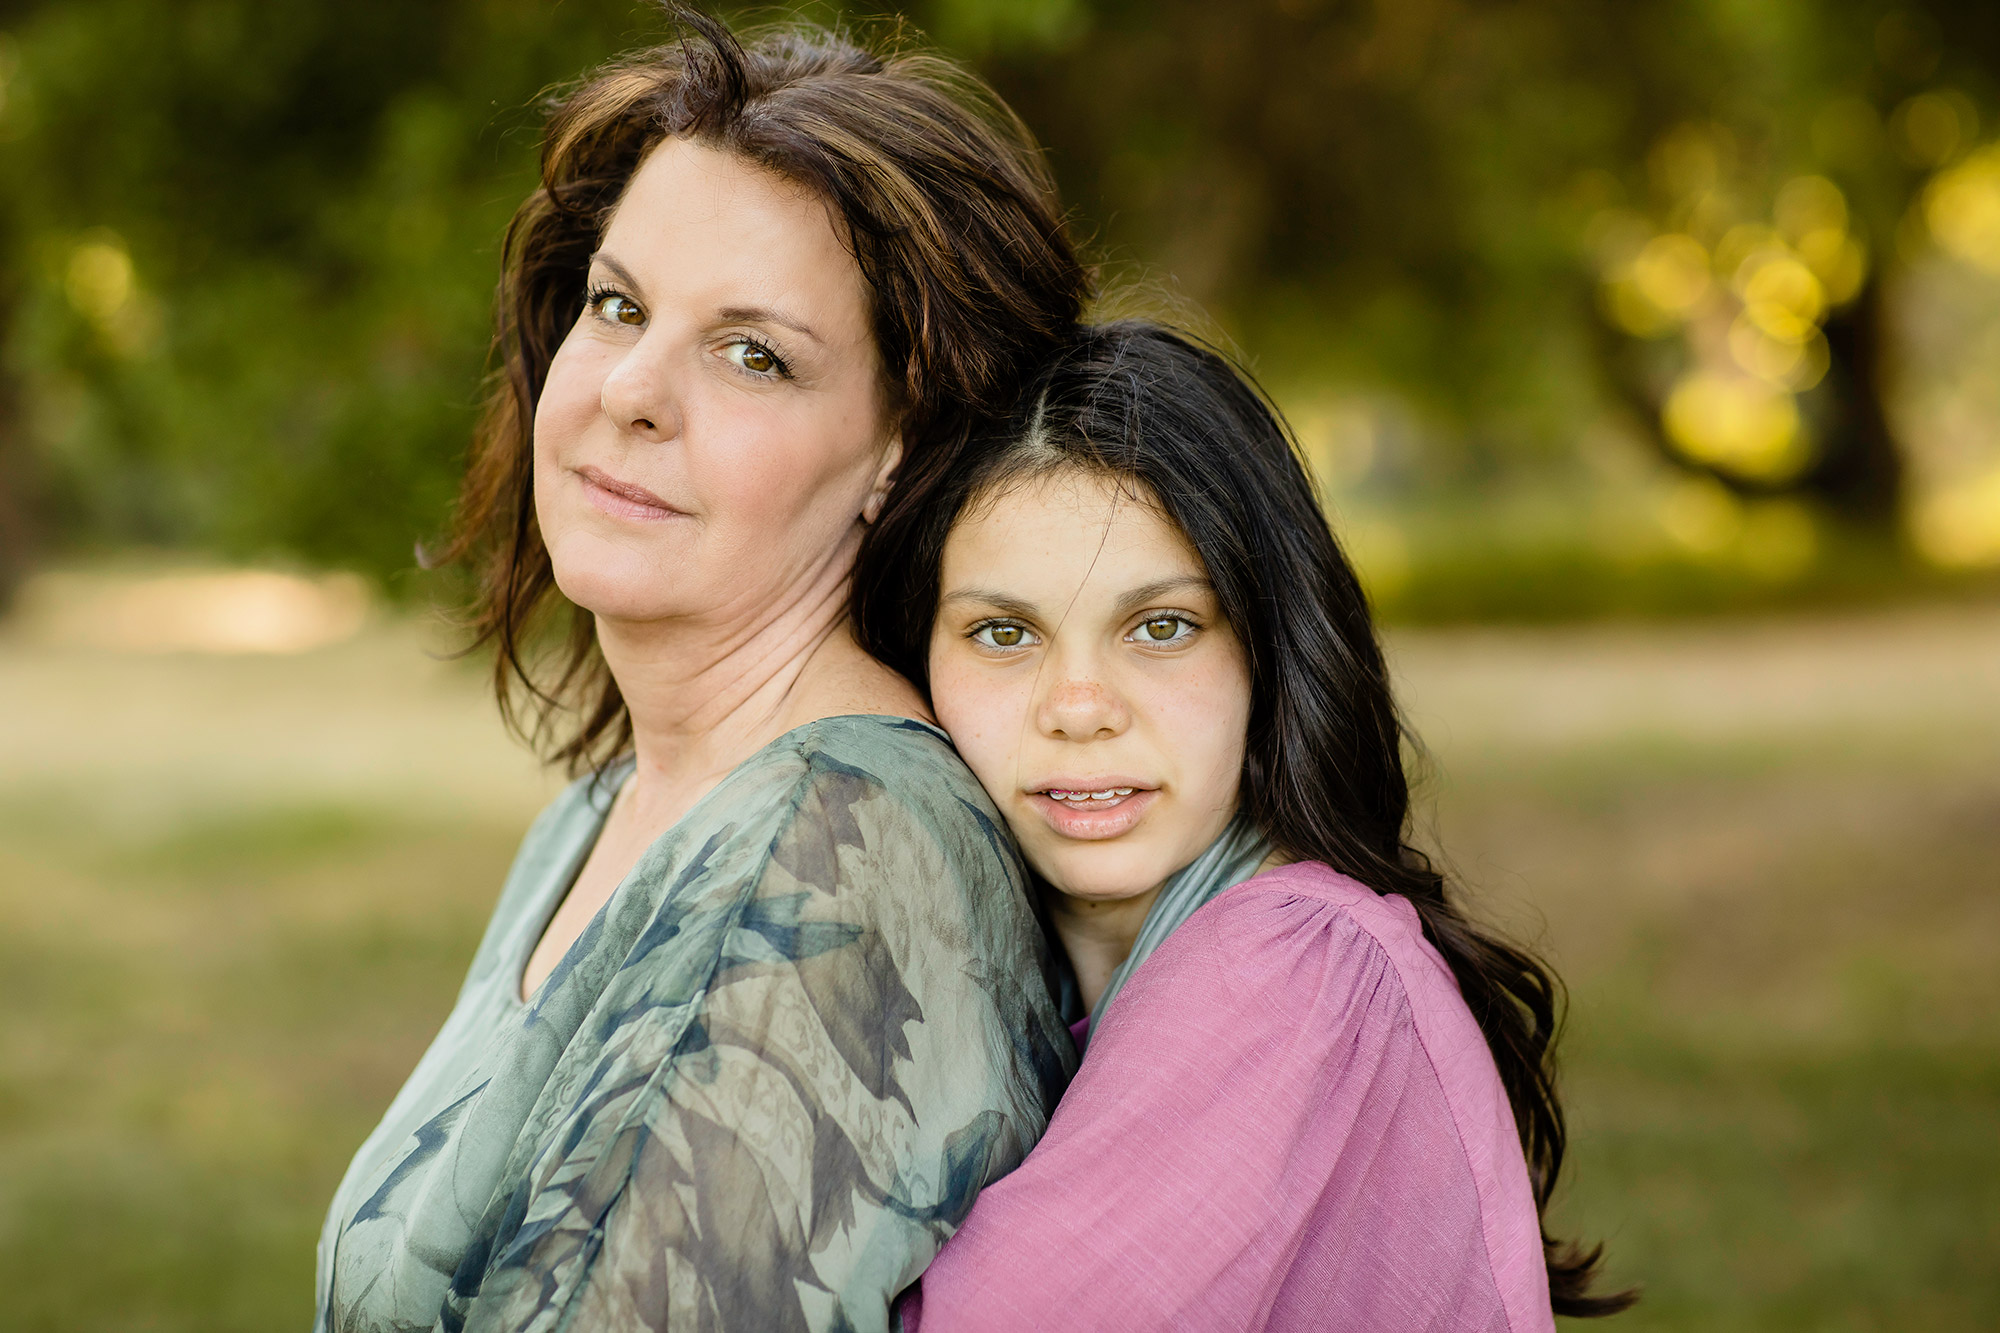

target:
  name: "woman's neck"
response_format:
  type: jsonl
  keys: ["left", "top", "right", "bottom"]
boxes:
{"left": 594, "top": 531, "right": 921, "bottom": 827}
{"left": 1046, "top": 882, "right": 1165, "bottom": 1013}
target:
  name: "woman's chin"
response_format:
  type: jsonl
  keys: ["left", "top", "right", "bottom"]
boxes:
{"left": 547, "top": 540, "right": 698, "bottom": 623}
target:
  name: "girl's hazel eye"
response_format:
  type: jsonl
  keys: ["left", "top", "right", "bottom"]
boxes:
{"left": 973, "top": 623, "right": 1033, "bottom": 649}
{"left": 1135, "top": 616, "right": 1193, "bottom": 643}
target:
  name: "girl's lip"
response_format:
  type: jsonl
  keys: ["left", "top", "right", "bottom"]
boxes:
{"left": 1025, "top": 787, "right": 1159, "bottom": 841}
{"left": 577, "top": 465, "right": 685, "bottom": 521}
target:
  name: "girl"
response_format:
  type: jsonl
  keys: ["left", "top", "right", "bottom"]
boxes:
{"left": 853, "top": 323, "right": 1632, "bottom": 1329}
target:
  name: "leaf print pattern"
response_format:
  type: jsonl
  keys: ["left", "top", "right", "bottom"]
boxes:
{"left": 318, "top": 717, "right": 1075, "bottom": 1333}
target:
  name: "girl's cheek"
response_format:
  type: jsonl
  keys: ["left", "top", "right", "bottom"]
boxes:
{"left": 934, "top": 661, "right": 1026, "bottom": 788}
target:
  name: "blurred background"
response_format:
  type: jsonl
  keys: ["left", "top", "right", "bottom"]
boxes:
{"left": 0, "top": 0, "right": 1994, "bottom": 1328}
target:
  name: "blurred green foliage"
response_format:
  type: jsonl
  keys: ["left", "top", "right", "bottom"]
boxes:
{"left": 0, "top": 0, "right": 655, "bottom": 589}
{"left": 0, "top": 0, "right": 1998, "bottom": 607}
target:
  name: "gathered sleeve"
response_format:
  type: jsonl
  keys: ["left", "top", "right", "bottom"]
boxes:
{"left": 904, "top": 862, "right": 1554, "bottom": 1333}
{"left": 440, "top": 728, "right": 1074, "bottom": 1333}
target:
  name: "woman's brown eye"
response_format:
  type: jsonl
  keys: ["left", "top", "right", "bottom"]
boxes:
{"left": 741, "top": 345, "right": 774, "bottom": 372}
{"left": 594, "top": 294, "right": 642, "bottom": 325}
{"left": 1142, "top": 617, "right": 1186, "bottom": 642}
{"left": 990, "top": 626, "right": 1022, "bottom": 646}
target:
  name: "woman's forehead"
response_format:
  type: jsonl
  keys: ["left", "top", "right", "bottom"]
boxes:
{"left": 599, "top": 139, "right": 868, "bottom": 331}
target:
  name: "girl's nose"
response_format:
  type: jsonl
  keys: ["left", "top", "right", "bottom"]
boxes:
{"left": 598, "top": 340, "right": 683, "bottom": 442}
{"left": 1036, "top": 675, "right": 1130, "bottom": 742}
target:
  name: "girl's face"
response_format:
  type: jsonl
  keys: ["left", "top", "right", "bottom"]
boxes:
{"left": 929, "top": 469, "right": 1252, "bottom": 903}
{"left": 532, "top": 137, "right": 900, "bottom": 628}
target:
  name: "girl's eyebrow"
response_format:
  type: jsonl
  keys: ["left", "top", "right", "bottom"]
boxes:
{"left": 940, "top": 575, "right": 1211, "bottom": 624}
{"left": 939, "top": 588, "right": 1041, "bottom": 620}
{"left": 1114, "top": 575, "right": 1212, "bottom": 618}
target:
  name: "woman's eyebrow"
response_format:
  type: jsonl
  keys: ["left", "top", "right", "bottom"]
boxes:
{"left": 1114, "top": 575, "right": 1212, "bottom": 618}
{"left": 588, "top": 251, "right": 644, "bottom": 292}
{"left": 939, "top": 588, "right": 1041, "bottom": 620}
{"left": 716, "top": 305, "right": 823, "bottom": 345}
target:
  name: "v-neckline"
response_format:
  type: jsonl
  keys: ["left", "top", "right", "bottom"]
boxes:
{"left": 508, "top": 714, "right": 947, "bottom": 1008}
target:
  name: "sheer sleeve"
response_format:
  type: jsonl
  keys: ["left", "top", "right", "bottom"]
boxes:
{"left": 441, "top": 729, "right": 1072, "bottom": 1333}
{"left": 904, "top": 862, "right": 1553, "bottom": 1333}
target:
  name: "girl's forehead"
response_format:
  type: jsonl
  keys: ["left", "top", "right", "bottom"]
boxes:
{"left": 945, "top": 467, "right": 1207, "bottom": 594}
{"left": 964, "top": 467, "right": 1160, "bottom": 535}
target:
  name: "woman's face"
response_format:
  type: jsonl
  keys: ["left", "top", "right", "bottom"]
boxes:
{"left": 929, "top": 469, "right": 1252, "bottom": 903}
{"left": 533, "top": 137, "right": 900, "bottom": 626}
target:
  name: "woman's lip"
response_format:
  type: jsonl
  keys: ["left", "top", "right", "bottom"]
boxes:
{"left": 576, "top": 465, "right": 685, "bottom": 521}
{"left": 1024, "top": 787, "right": 1159, "bottom": 841}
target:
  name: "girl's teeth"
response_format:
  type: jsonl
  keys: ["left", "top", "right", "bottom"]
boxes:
{"left": 1048, "top": 787, "right": 1138, "bottom": 802}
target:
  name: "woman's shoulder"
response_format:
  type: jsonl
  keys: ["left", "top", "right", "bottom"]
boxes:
{"left": 719, "top": 713, "right": 1023, "bottom": 890}
{"left": 779, "top": 712, "right": 965, "bottom": 781}
{"left": 764, "top": 713, "right": 1006, "bottom": 822}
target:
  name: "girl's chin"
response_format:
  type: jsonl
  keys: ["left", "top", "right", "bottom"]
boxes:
{"left": 1033, "top": 849, "right": 1176, "bottom": 906}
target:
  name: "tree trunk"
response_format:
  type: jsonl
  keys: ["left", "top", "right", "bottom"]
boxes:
{"left": 1808, "top": 275, "right": 1903, "bottom": 532}
{"left": 0, "top": 298, "right": 29, "bottom": 613}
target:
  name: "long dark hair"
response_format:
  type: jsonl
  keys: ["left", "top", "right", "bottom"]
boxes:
{"left": 438, "top": 4, "right": 1088, "bottom": 773}
{"left": 852, "top": 321, "right": 1634, "bottom": 1317}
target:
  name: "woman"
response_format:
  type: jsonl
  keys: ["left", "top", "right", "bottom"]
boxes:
{"left": 315, "top": 13, "right": 1089, "bottom": 1332}
{"left": 854, "top": 323, "right": 1634, "bottom": 1329}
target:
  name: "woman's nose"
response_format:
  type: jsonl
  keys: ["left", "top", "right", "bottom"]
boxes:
{"left": 598, "top": 340, "right": 683, "bottom": 441}
{"left": 1035, "top": 674, "right": 1130, "bottom": 742}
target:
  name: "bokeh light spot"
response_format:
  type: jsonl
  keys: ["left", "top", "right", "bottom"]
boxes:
{"left": 1796, "top": 227, "right": 1868, "bottom": 304}
{"left": 1925, "top": 146, "right": 2000, "bottom": 274}
{"left": 66, "top": 233, "right": 133, "bottom": 323}
{"left": 1663, "top": 372, "right": 1809, "bottom": 481}
{"left": 1739, "top": 255, "right": 1825, "bottom": 340}
{"left": 1631, "top": 233, "right": 1712, "bottom": 315}
{"left": 1912, "top": 469, "right": 2000, "bottom": 567}
{"left": 1775, "top": 175, "right": 1848, "bottom": 241}
{"left": 14, "top": 569, "right": 371, "bottom": 654}
{"left": 1728, "top": 316, "right": 1830, "bottom": 390}
{"left": 1894, "top": 90, "right": 1977, "bottom": 168}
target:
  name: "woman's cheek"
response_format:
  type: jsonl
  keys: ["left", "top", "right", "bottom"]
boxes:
{"left": 535, "top": 336, "right": 607, "bottom": 448}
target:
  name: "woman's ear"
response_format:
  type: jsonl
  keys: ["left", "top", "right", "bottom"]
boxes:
{"left": 862, "top": 434, "right": 903, "bottom": 524}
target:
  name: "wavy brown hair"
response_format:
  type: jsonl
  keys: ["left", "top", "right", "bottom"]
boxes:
{"left": 437, "top": 5, "right": 1088, "bottom": 772}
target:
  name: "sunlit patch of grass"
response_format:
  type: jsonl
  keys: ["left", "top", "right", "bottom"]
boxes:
{"left": 106, "top": 804, "right": 387, "bottom": 875}
{"left": 1404, "top": 622, "right": 2000, "bottom": 1328}
{"left": 1556, "top": 1034, "right": 2000, "bottom": 1331}
{"left": 0, "top": 792, "right": 519, "bottom": 1333}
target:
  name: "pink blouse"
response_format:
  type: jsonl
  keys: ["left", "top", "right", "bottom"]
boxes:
{"left": 902, "top": 861, "right": 1555, "bottom": 1332}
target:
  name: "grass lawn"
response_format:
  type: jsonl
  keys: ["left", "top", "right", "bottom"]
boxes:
{"left": 1, "top": 602, "right": 1995, "bottom": 1330}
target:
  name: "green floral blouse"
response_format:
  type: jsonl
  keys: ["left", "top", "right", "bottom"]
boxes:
{"left": 315, "top": 715, "right": 1075, "bottom": 1333}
